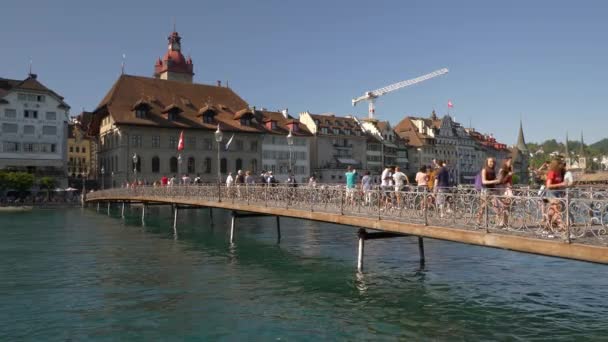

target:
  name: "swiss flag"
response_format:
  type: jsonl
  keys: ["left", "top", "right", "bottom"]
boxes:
{"left": 447, "top": 100, "right": 454, "bottom": 108}
{"left": 177, "top": 131, "right": 184, "bottom": 151}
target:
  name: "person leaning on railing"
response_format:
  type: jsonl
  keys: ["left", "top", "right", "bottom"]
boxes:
{"left": 476, "top": 157, "right": 502, "bottom": 226}
{"left": 544, "top": 158, "right": 568, "bottom": 229}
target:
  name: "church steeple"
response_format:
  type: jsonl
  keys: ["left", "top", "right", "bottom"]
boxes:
{"left": 579, "top": 131, "right": 585, "bottom": 156}
{"left": 154, "top": 31, "right": 194, "bottom": 83}
{"left": 564, "top": 131, "right": 569, "bottom": 156}
{"left": 516, "top": 120, "right": 528, "bottom": 153}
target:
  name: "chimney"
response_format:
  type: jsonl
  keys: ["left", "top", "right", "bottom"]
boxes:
{"left": 217, "top": 80, "right": 222, "bottom": 87}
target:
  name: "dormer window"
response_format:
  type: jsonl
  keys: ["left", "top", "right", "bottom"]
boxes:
{"left": 241, "top": 117, "right": 252, "bottom": 126}
{"left": 162, "top": 104, "right": 182, "bottom": 122}
{"left": 167, "top": 111, "right": 178, "bottom": 121}
{"left": 135, "top": 108, "right": 148, "bottom": 118}
{"left": 202, "top": 110, "right": 216, "bottom": 124}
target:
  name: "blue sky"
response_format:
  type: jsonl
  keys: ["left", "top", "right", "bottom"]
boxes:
{"left": 2, "top": 0, "right": 607, "bottom": 145}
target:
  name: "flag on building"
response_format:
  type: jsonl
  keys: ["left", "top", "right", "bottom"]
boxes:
{"left": 225, "top": 133, "right": 235, "bottom": 151}
{"left": 448, "top": 100, "right": 454, "bottom": 108}
{"left": 177, "top": 130, "right": 184, "bottom": 151}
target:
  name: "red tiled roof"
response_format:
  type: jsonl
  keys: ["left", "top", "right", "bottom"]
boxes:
{"left": 260, "top": 110, "right": 312, "bottom": 136}
{"left": 92, "top": 75, "right": 264, "bottom": 134}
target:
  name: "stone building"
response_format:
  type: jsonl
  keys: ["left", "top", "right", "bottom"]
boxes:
{"left": 299, "top": 112, "right": 367, "bottom": 183}
{"left": 259, "top": 109, "right": 312, "bottom": 183}
{"left": 359, "top": 119, "right": 409, "bottom": 175}
{"left": 89, "top": 31, "right": 266, "bottom": 187}
{"left": 0, "top": 74, "right": 70, "bottom": 186}
{"left": 67, "top": 121, "right": 93, "bottom": 178}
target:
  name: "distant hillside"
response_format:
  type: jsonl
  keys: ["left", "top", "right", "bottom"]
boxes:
{"left": 590, "top": 138, "right": 608, "bottom": 154}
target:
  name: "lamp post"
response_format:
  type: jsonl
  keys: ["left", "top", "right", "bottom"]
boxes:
{"left": 111, "top": 171, "right": 114, "bottom": 189}
{"left": 287, "top": 129, "right": 294, "bottom": 175}
{"left": 101, "top": 166, "right": 105, "bottom": 190}
{"left": 215, "top": 125, "right": 223, "bottom": 201}
{"left": 417, "top": 147, "right": 423, "bottom": 170}
{"left": 81, "top": 170, "right": 87, "bottom": 206}
{"left": 132, "top": 153, "right": 138, "bottom": 185}
{"left": 177, "top": 154, "right": 183, "bottom": 184}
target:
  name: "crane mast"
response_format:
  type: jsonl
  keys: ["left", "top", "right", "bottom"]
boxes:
{"left": 352, "top": 68, "right": 449, "bottom": 119}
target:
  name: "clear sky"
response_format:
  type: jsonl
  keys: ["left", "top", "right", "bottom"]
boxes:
{"left": 2, "top": 0, "right": 607, "bottom": 145}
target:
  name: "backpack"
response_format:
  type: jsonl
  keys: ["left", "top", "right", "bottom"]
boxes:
{"left": 474, "top": 171, "right": 483, "bottom": 191}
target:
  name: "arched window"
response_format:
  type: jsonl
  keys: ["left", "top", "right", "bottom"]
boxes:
{"left": 170, "top": 156, "right": 178, "bottom": 173}
{"left": 187, "top": 157, "right": 195, "bottom": 173}
{"left": 204, "top": 157, "right": 212, "bottom": 174}
{"left": 250, "top": 159, "right": 257, "bottom": 173}
{"left": 220, "top": 158, "right": 227, "bottom": 173}
{"left": 152, "top": 156, "right": 160, "bottom": 173}
{"left": 235, "top": 158, "right": 243, "bottom": 171}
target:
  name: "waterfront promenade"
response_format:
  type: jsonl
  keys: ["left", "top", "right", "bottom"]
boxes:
{"left": 87, "top": 185, "right": 608, "bottom": 266}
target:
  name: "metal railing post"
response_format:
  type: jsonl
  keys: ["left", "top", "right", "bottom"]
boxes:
{"left": 565, "top": 188, "right": 571, "bottom": 243}
{"left": 484, "top": 192, "right": 490, "bottom": 233}
{"left": 424, "top": 187, "right": 428, "bottom": 226}
{"left": 340, "top": 187, "right": 344, "bottom": 215}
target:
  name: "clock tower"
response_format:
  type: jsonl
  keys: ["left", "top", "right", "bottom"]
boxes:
{"left": 153, "top": 31, "right": 194, "bottom": 83}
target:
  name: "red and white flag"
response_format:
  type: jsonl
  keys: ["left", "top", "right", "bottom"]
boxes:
{"left": 177, "top": 130, "right": 184, "bottom": 151}
{"left": 447, "top": 100, "right": 454, "bottom": 108}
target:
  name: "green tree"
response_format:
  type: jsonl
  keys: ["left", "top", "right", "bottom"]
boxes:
{"left": 7, "top": 172, "right": 35, "bottom": 198}
{"left": 38, "top": 176, "right": 56, "bottom": 200}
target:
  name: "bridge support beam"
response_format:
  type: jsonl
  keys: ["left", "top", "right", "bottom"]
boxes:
{"left": 121, "top": 202, "right": 125, "bottom": 219}
{"left": 107, "top": 202, "right": 110, "bottom": 216}
{"left": 141, "top": 204, "right": 146, "bottom": 226}
{"left": 356, "top": 229, "right": 412, "bottom": 272}
{"left": 418, "top": 237, "right": 425, "bottom": 264}
{"left": 230, "top": 211, "right": 236, "bottom": 244}
{"left": 173, "top": 205, "right": 179, "bottom": 236}
{"left": 96, "top": 202, "right": 100, "bottom": 212}
{"left": 276, "top": 216, "right": 281, "bottom": 243}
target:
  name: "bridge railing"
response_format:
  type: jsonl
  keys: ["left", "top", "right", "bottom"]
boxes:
{"left": 87, "top": 185, "right": 608, "bottom": 246}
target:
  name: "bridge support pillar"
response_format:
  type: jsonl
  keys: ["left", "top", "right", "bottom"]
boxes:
{"left": 121, "top": 202, "right": 125, "bottom": 219}
{"left": 276, "top": 216, "right": 281, "bottom": 243}
{"left": 357, "top": 229, "right": 366, "bottom": 272}
{"left": 418, "top": 237, "right": 425, "bottom": 264}
{"left": 107, "top": 202, "right": 110, "bottom": 216}
{"left": 141, "top": 204, "right": 146, "bottom": 226}
{"left": 173, "top": 205, "right": 179, "bottom": 236}
{"left": 96, "top": 202, "right": 100, "bottom": 212}
{"left": 230, "top": 211, "right": 236, "bottom": 244}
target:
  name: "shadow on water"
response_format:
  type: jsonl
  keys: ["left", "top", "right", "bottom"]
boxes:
{"left": 108, "top": 205, "right": 608, "bottom": 340}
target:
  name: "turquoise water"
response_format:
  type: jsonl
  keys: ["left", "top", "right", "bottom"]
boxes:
{"left": 1, "top": 207, "right": 607, "bottom": 341}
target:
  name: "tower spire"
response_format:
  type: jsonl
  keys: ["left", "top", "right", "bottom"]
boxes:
{"left": 516, "top": 119, "right": 528, "bottom": 152}
{"left": 579, "top": 131, "right": 585, "bottom": 156}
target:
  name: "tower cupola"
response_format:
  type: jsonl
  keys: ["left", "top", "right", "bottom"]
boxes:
{"left": 153, "top": 31, "right": 194, "bottom": 83}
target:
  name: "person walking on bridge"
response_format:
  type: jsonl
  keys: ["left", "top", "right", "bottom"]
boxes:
{"left": 345, "top": 166, "right": 358, "bottom": 206}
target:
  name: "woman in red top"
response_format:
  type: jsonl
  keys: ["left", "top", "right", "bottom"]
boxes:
{"left": 545, "top": 159, "right": 567, "bottom": 229}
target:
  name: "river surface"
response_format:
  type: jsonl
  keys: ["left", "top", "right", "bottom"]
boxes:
{"left": 1, "top": 207, "right": 607, "bottom": 341}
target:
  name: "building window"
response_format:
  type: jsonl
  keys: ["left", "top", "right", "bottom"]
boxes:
{"left": 186, "top": 137, "right": 196, "bottom": 149}
{"left": 203, "top": 113, "right": 215, "bottom": 124}
{"left": 69, "top": 146, "right": 73, "bottom": 153}
{"left": 76, "top": 147, "right": 80, "bottom": 153}
{"left": 220, "top": 158, "right": 227, "bottom": 173}
{"left": 167, "top": 112, "right": 178, "bottom": 121}
{"left": 240, "top": 118, "right": 251, "bottom": 126}
{"left": 37, "top": 95, "right": 45, "bottom": 102}
{"left": 170, "top": 156, "right": 178, "bottom": 173}
{"left": 18, "top": 94, "right": 27, "bottom": 101}
{"left": 45, "top": 112, "right": 56, "bottom": 120}
{"left": 4, "top": 109, "right": 16, "bottom": 118}
{"left": 236, "top": 158, "right": 243, "bottom": 171}
{"left": 135, "top": 108, "right": 148, "bottom": 118}
{"left": 2, "top": 123, "right": 18, "bottom": 133}
{"left": 321, "top": 127, "right": 328, "bottom": 134}
{"left": 203, "top": 138, "right": 212, "bottom": 150}
{"left": 271, "top": 121, "right": 277, "bottom": 130}
{"left": 204, "top": 157, "right": 211, "bottom": 174}
{"left": 250, "top": 159, "right": 257, "bottom": 173}
{"left": 235, "top": 140, "right": 244, "bottom": 151}
{"left": 187, "top": 157, "right": 195, "bottom": 173}
{"left": 82, "top": 147, "right": 86, "bottom": 153}
{"left": 23, "top": 143, "right": 35, "bottom": 152}
{"left": 3, "top": 141, "right": 19, "bottom": 152}
{"left": 152, "top": 136, "right": 160, "bottom": 148}
{"left": 131, "top": 135, "right": 142, "bottom": 147}
{"left": 51, "top": 144, "right": 56, "bottom": 153}
{"left": 333, "top": 128, "right": 340, "bottom": 135}
{"left": 23, "top": 125, "right": 35, "bottom": 135}
{"left": 152, "top": 156, "right": 160, "bottom": 173}
{"left": 42, "top": 126, "right": 56, "bottom": 135}
{"left": 169, "top": 136, "right": 178, "bottom": 149}
{"left": 250, "top": 141, "right": 258, "bottom": 152}
{"left": 24, "top": 110, "right": 38, "bottom": 119}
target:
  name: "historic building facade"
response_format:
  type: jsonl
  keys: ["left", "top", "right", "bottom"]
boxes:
{"left": 90, "top": 31, "right": 266, "bottom": 187}
{"left": 0, "top": 74, "right": 70, "bottom": 186}
{"left": 259, "top": 110, "right": 312, "bottom": 183}
{"left": 299, "top": 112, "right": 367, "bottom": 183}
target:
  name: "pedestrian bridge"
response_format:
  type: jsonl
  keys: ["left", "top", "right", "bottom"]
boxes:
{"left": 86, "top": 185, "right": 608, "bottom": 268}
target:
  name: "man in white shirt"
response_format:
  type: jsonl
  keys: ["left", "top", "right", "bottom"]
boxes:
{"left": 226, "top": 172, "right": 234, "bottom": 187}
{"left": 168, "top": 175, "right": 176, "bottom": 187}
{"left": 392, "top": 166, "right": 409, "bottom": 207}
{"left": 381, "top": 166, "right": 394, "bottom": 207}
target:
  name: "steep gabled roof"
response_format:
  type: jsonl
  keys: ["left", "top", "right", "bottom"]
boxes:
{"left": 92, "top": 74, "right": 263, "bottom": 133}
{"left": 0, "top": 75, "right": 69, "bottom": 109}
